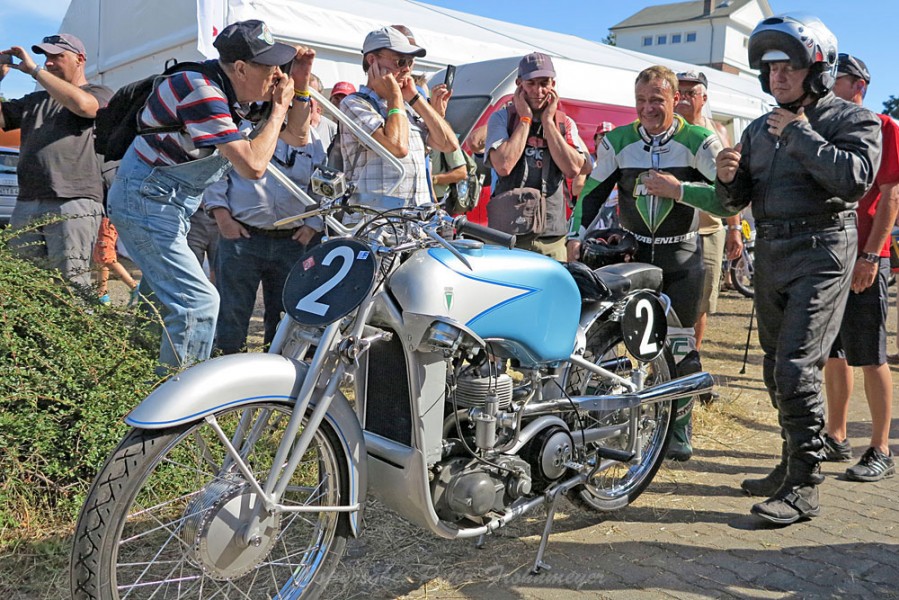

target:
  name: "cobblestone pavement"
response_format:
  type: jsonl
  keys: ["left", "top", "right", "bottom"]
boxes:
{"left": 325, "top": 290, "right": 899, "bottom": 600}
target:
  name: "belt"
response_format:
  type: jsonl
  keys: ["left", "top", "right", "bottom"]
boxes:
{"left": 237, "top": 221, "right": 301, "bottom": 239}
{"left": 627, "top": 230, "right": 698, "bottom": 245}
{"left": 755, "top": 210, "right": 857, "bottom": 240}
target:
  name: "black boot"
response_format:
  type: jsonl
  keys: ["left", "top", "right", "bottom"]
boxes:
{"left": 741, "top": 460, "right": 786, "bottom": 497}
{"left": 751, "top": 462, "right": 824, "bottom": 525}
{"left": 741, "top": 440, "right": 787, "bottom": 496}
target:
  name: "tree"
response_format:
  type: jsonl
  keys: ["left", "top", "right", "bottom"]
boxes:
{"left": 603, "top": 31, "right": 617, "bottom": 46}
{"left": 883, "top": 95, "right": 899, "bottom": 118}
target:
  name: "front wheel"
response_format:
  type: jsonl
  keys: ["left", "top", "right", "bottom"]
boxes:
{"left": 730, "top": 247, "right": 754, "bottom": 298}
{"left": 565, "top": 321, "right": 675, "bottom": 512}
{"left": 71, "top": 402, "right": 350, "bottom": 600}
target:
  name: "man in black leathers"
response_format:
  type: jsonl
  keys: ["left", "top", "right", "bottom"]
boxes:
{"left": 691, "top": 15, "right": 881, "bottom": 524}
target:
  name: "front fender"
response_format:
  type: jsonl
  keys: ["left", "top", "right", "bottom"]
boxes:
{"left": 125, "top": 353, "right": 368, "bottom": 536}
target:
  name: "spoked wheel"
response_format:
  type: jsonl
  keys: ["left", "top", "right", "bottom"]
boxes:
{"left": 565, "top": 322, "right": 675, "bottom": 511}
{"left": 730, "top": 248, "right": 754, "bottom": 298}
{"left": 71, "top": 402, "right": 349, "bottom": 599}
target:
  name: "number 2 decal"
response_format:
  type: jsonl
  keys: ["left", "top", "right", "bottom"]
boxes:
{"left": 296, "top": 246, "right": 355, "bottom": 316}
{"left": 635, "top": 298, "right": 659, "bottom": 356}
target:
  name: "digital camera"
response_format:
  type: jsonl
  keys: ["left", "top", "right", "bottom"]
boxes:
{"left": 310, "top": 164, "right": 348, "bottom": 200}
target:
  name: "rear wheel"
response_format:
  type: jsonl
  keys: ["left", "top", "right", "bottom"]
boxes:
{"left": 565, "top": 321, "right": 675, "bottom": 512}
{"left": 730, "top": 248, "right": 754, "bottom": 298}
{"left": 71, "top": 402, "right": 350, "bottom": 599}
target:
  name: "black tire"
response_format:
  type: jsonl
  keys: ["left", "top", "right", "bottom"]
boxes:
{"left": 730, "top": 248, "right": 754, "bottom": 298}
{"left": 564, "top": 321, "right": 675, "bottom": 512}
{"left": 71, "top": 402, "right": 350, "bottom": 599}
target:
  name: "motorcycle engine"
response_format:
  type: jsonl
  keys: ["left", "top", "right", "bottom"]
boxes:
{"left": 431, "top": 456, "right": 531, "bottom": 522}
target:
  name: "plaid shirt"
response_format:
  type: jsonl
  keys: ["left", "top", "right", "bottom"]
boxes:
{"left": 338, "top": 86, "right": 430, "bottom": 212}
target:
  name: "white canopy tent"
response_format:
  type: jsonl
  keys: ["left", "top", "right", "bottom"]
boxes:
{"left": 60, "top": 0, "right": 772, "bottom": 135}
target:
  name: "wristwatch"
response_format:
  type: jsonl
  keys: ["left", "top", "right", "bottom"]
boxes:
{"left": 861, "top": 252, "right": 880, "bottom": 264}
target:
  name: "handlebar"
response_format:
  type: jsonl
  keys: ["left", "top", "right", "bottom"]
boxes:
{"left": 453, "top": 216, "right": 516, "bottom": 249}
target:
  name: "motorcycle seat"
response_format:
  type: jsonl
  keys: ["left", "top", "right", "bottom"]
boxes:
{"left": 594, "top": 263, "right": 663, "bottom": 299}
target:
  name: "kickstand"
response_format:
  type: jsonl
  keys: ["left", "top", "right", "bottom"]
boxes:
{"left": 475, "top": 533, "right": 486, "bottom": 549}
{"left": 531, "top": 489, "right": 562, "bottom": 574}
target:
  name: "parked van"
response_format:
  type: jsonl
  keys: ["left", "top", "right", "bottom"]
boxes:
{"left": 431, "top": 56, "right": 770, "bottom": 224}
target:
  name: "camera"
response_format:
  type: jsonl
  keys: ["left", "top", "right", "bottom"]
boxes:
{"left": 0, "top": 54, "right": 15, "bottom": 66}
{"left": 310, "top": 164, "right": 348, "bottom": 200}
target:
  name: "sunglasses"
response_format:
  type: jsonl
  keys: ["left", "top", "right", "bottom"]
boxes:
{"left": 42, "top": 35, "right": 81, "bottom": 54}
{"left": 379, "top": 53, "right": 415, "bottom": 69}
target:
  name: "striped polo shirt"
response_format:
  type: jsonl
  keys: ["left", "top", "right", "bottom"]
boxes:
{"left": 134, "top": 70, "right": 243, "bottom": 166}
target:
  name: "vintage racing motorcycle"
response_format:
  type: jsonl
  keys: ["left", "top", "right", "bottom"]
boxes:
{"left": 70, "top": 89, "right": 713, "bottom": 600}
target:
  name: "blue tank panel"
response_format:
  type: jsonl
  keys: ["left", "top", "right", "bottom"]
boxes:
{"left": 427, "top": 247, "right": 580, "bottom": 363}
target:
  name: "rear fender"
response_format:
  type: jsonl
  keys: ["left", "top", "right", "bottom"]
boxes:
{"left": 125, "top": 354, "right": 367, "bottom": 536}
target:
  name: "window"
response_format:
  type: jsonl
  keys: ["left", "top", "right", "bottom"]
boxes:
{"left": 686, "top": 32, "right": 697, "bottom": 42}
{"left": 657, "top": 34, "right": 667, "bottom": 45}
{"left": 642, "top": 36, "right": 652, "bottom": 46}
{"left": 672, "top": 33, "right": 682, "bottom": 44}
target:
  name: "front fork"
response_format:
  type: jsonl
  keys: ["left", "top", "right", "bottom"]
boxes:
{"left": 211, "top": 322, "right": 351, "bottom": 546}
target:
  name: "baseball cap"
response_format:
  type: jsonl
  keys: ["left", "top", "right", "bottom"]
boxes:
{"left": 330, "top": 82, "right": 357, "bottom": 98}
{"left": 837, "top": 53, "right": 870, "bottom": 83}
{"left": 595, "top": 122, "right": 614, "bottom": 135}
{"left": 677, "top": 70, "right": 709, "bottom": 88}
{"left": 518, "top": 52, "right": 556, "bottom": 80}
{"left": 362, "top": 26, "right": 426, "bottom": 57}
{"left": 213, "top": 20, "right": 297, "bottom": 66}
{"left": 32, "top": 34, "right": 86, "bottom": 56}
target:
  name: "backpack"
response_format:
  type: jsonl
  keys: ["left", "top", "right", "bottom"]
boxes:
{"left": 94, "top": 60, "right": 239, "bottom": 161}
{"left": 440, "top": 149, "right": 483, "bottom": 215}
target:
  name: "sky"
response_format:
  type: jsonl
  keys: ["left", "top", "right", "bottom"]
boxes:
{"left": 1, "top": 0, "right": 897, "bottom": 112}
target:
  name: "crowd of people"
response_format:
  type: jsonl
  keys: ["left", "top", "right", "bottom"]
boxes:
{"left": 0, "top": 12, "right": 894, "bottom": 526}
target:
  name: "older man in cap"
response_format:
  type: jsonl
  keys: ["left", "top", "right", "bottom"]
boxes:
{"left": 0, "top": 34, "right": 113, "bottom": 288}
{"left": 486, "top": 52, "right": 589, "bottom": 259}
{"left": 329, "top": 81, "right": 356, "bottom": 108}
{"left": 337, "top": 26, "right": 457, "bottom": 215}
{"left": 822, "top": 53, "right": 898, "bottom": 482}
{"left": 107, "top": 19, "right": 315, "bottom": 375}
{"left": 675, "top": 70, "right": 743, "bottom": 357}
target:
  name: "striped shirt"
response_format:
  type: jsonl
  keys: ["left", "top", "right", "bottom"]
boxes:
{"left": 134, "top": 70, "right": 243, "bottom": 167}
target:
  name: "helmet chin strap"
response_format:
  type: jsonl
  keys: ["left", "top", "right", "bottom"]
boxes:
{"left": 776, "top": 93, "right": 808, "bottom": 113}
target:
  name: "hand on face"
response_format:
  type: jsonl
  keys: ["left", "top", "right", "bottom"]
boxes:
{"left": 513, "top": 85, "right": 534, "bottom": 120}
{"left": 367, "top": 58, "right": 402, "bottom": 103}
{"left": 271, "top": 71, "right": 294, "bottom": 114}
{"left": 542, "top": 89, "right": 559, "bottom": 121}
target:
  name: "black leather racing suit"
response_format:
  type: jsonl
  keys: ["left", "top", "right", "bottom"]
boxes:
{"left": 704, "top": 92, "right": 882, "bottom": 483}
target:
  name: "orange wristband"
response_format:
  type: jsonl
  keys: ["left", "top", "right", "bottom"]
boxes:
{"left": 520, "top": 116, "right": 532, "bottom": 125}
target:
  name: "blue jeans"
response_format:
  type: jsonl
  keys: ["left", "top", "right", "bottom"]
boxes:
{"left": 213, "top": 233, "right": 307, "bottom": 353}
{"left": 107, "top": 147, "right": 231, "bottom": 374}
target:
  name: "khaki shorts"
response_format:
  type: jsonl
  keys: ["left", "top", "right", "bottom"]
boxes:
{"left": 515, "top": 234, "right": 567, "bottom": 261}
{"left": 699, "top": 228, "right": 725, "bottom": 314}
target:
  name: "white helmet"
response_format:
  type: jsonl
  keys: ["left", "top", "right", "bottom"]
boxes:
{"left": 748, "top": 14, "right": 838, "bottom": 96}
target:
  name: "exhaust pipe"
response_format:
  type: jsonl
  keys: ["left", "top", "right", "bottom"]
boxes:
{"left": 523, "top": 371, "right": 714, "bottom": 415}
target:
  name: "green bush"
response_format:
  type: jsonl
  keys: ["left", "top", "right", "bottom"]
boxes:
{"left": 0, "top": 231, "right": 159, "bottom": 532}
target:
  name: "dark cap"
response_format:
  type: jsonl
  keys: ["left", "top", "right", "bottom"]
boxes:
{"left": 213, "top": 20, "right": 297, "bottom": 66}
{"left": 361, "top": 26, "right": 426, "bottom": 57}
{"left": 837, "top": 53, "right": 870, "bottom": 83}
{"left": 677, "top": 70, "right": 708, "bottom": 88}
{"left": 518, "top": 52, "right": 555, "bottom": 80}
{"left": 32, "top": 34, "right": 86, "bottom": 56}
